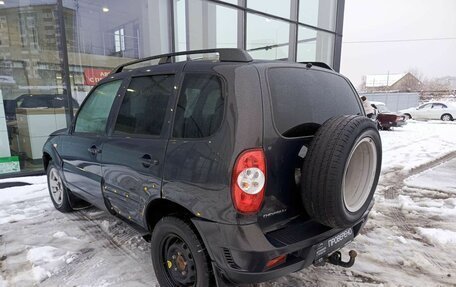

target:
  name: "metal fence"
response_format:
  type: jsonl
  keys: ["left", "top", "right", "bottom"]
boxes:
{"left": 360, "top": 92, "right": 420, "bottom": 112}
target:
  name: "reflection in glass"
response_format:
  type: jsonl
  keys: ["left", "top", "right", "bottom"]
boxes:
{"left": 297, "top": 25, "right": 334, "bottom": 65}
{"left": 63, "top": 0, "right": 171, "bottom": 105}
{"left": 0, "top": 0, "right": 67, "bottom": 173}
{"left": 299, "top": 0, "right": 337, "bottom": 31}
{"left": 246, "top": 13, "right": 290, "bottom": 60}
{"left": 175, "top": 0, "right": 187, "bottom": 52}
{"left": 176, "top": 0, "right": 238, "bottom": 51}
{"left": 219, "top": 0, "right": 239, "bottom": 5}
{"left": 247, "top": 0, "right": 291, "bottom": 19}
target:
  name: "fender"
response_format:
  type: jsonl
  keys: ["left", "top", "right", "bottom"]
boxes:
{"left": 42, "top": 128, "right": 68, "bottom": 170}
{"left": 42, "top": 137, "right": 63, "bottom": 170}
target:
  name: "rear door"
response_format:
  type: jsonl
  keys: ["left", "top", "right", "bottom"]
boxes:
{"left": 259, "top": 66, "right": 364, "bottom": 228}
{"left": 429, "top": 103, "right": 447, "bottom": 119}
{"left": 101, "top": 69, "right": 177, "bottom": 226}
{"left": 60, "top": 80, "right": 122, "bottom": 209}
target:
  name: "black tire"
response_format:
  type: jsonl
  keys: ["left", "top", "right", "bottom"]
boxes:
{"left": 301, "top": 115, "right": 382, "bottom": 228}
{"left": 47, "top": 161, "right": 73, "bottom": 212}
{"left": 404, "top": 113, "right": 412, "bottom": 120}
{"left": 151, "top": 217, "right": 212, "bottom": 287}
{"left": 441, "top": 113, "right": 453, "bottom": 121}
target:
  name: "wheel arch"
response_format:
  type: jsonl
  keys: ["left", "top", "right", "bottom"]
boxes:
{"left": 43, "top": 138, "right": 63, "bottom": 170}
{"left": 441, "top": 113, "right": 453, "bottom": 121}
{"left": 144, "top": 198, "right": 196, "bottom": 235}
{"left": 43, "top": 152, "right": 52, "bottom": 170}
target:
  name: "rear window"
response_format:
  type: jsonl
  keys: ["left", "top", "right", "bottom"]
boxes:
{"left": 268, "top": 67, "right": 362, "bottom": 136}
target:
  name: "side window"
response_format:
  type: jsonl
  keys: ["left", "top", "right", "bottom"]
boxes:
{"left": 74, "top": 80, "right": 121, "bottom": 134}
{"left": 433, "top": 103, "right": 446, "bottom": 109}
{"left": 114, "top": 75, "right": 174, "bottom": 136}
{"left": 419, "top": 104, "right": 431, "bottom": 110}
{"left": 173, "top": 74, "right": 224, "bottom": 138}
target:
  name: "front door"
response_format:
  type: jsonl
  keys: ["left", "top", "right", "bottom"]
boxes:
{"left": 101, "top": 72, "right": 176, "bottom": 226}
{"left": 415, "top": 103, "right": 432, "bottom": 120}
{"left": 60, "top": 80, "right": 123, "bottom": 209}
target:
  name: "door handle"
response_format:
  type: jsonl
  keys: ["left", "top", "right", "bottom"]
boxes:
{"left": 140, "top": 154, "right": 159, "bottom": 168}
{"left": 88, "top": 145, "right": 102, "bottom": 155}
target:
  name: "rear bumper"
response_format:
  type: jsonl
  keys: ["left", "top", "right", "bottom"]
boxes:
{"left": 381, "top": 119, "right": 406, "bottom": 128}
{"left": 191, "top": 202, "right": 372, "bottom": 284}
{"left": 392, "top": 120, "right": 407, "bottom": 127}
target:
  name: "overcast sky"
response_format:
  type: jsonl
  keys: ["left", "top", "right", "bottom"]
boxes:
{"left": 340, "top": 0, "right": 456, "bottom": 87}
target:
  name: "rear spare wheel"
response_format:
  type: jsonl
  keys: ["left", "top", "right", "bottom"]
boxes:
{"left": 301, "top": 115, "right": 382, "bottom": 228}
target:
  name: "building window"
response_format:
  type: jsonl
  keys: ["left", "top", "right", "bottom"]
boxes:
{"left": 246, "top": 13, "right": 290, "bottom": 60}
{"left": 247, "top": 0, "right": 291, "bottom": 19}
{"left": 114, "top": 28, "right": 125, "bottom": 52}
{"left": 0, "top": 16, "right": 8, "bottom": 47}
{"left": 297, "top": 25, "right": 334, "bottom": 65}
{"left": 299, "top": 0, "right": 338, "bottom": 31}
{"left": 175, "top": 0, "right": 239, "bottom": 51}
{"left": 19, "top": 14, "right": 39, "bottom": 48}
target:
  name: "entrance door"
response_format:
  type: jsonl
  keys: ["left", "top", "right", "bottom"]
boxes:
{"left": 60, "top": 80, "right": 122, "bottom": 209}
{"left": 101, "top": 73, "right": 176, "bottom": 226}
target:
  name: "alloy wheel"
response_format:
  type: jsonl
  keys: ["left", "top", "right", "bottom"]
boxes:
{"left": 49, "top": 168, "right": 64, "bottom": 205}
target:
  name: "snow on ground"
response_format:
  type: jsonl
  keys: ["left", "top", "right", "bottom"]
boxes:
{"left": 1, "top": 121, "right": 456, "bottom": 286}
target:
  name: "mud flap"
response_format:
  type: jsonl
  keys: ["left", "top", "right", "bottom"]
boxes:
{"left": 212, "top": 262, "right": 235, "bottom": 287}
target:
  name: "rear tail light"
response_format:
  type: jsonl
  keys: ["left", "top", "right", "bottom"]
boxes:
{"left": 231, "top": 148, "right": 266, "bottom": 214}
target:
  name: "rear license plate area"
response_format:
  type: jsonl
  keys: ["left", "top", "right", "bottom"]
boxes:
{"left": 313, "top": 228, "right": 354, "bottom": 262}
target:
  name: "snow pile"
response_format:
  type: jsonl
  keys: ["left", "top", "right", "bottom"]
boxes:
{"left": 405, "top": 158, "right": 456, "bottom": 194}
{"left": 399, "top": 195, "right": 456, "bottom": 218}
{"left": 26, "top": 246, "right": 75, "bottom": 282}
{"left": 0, "top": 275, "right": 6, "bottom": 287}
{"left": 417, "top": 228, "right": 456, "bottom": 246}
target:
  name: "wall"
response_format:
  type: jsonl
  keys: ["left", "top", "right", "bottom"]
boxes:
{"left": 361, "top": 92, "right": 420, "bottom": 112}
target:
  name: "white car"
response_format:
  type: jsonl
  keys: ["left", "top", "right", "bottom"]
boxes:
{"left": 399, "top": 102, "right": 456, "bottom": 121}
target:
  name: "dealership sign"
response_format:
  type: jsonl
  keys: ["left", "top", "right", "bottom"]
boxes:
{"left": 83, "top": 68, "right": 111, "bottom": 86}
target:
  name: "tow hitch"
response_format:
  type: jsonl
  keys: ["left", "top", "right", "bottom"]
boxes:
{"left": 327, "top": 250, "right": 357, "bottom": 268}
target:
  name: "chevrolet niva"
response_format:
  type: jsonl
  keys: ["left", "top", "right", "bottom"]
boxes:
{"left": 43, "top": 49, "right": 382, "bottom": 287}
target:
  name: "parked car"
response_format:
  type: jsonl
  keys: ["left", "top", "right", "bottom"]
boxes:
{"left": 399, "top": 102, "right": 456, "bottom": 121}
{"left": 371, "top": 101, "right": 407, "bottom": 130}
{"left": 4, "top": 94, "right": 79, "bottom": 121}
{"left": 43, "top": 49, "right": 382, "bottom": 286}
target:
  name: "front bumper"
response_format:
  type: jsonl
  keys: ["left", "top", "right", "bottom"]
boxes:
{"left": 191, "top": 205, "right": 372, "bottom": 284}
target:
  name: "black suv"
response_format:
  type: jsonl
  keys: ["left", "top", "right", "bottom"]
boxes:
{"left": 43, "top": 49, "right": 382, "bottom": 286}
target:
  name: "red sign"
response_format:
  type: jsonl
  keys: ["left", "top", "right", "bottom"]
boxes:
{"left": 83, "top": 68, "right": 111, "bottom": 86}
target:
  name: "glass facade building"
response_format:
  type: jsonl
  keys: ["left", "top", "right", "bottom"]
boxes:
{"left": 0, "top": 0, "right": 344, "bottom": 177}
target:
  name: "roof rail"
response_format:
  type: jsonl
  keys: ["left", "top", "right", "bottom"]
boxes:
{"left": 111, "top": 48, "right": 253, "bottom": 74}
{"left": 299, "top": 62, "right": 333, "bottom": 71}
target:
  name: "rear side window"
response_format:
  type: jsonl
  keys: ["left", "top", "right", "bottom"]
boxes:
{"left": 74, "top": 80, "right": 121, "bottom": 134}
{"left": 173, "top": 74, "right": 224, "bottom": 138}
{"left": 268, "top": 68, "right": 361, "bottom": 136}
{"left": 114, "top": 75, "right": 174, "bottom": 136}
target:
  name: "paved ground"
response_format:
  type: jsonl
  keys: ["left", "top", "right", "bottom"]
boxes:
{"left": 1, "top": 121, "right": 456, "bottom": 287}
